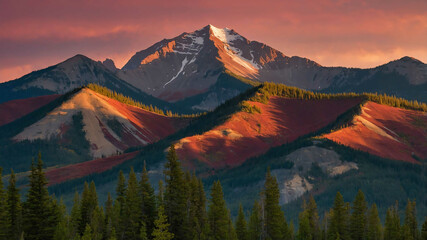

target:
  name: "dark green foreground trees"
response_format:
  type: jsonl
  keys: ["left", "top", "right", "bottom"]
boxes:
{"left": 0, "top": 148, "right": 425, "bottom": 240}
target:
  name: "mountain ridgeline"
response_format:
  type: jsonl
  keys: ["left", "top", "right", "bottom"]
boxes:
{"left": 1, "top": 25, "right": 426, "bottom": 112}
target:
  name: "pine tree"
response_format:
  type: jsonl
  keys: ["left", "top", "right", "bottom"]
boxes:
{"left": 227, "top": 210, "right": 238, "bottom": 240}
{"left": 116, "top": 170, "right": 127, "bottom": 213}
{"left": 79, "top": 181, "right": 98, "bottom": 235}
{"left": 350, "top": 190, "right": 367, "bottom": 240}
{"left": 297, "top": 210, "right": 312, "bottom": 240}
{"left": 404, "top": 200, "right": 418, "bottom": 240}
{"left": 320, "top": 212, "right": 329, "bottom": 240}
{"left": 69, "top": 192, "right": 81, "bottom": 239}
{"left": 307, "top": 195, "right": 320, "bottom": 240}
{"left": 104, "top": 193, "right": 116, "bottom": 240}
{"left": 7, "top": 169, "right": 22, "bottom": 240}
{"left": 0, "top": 168, "right": 10, "bottom": 238}
{"left": 366, "top": 204, "right": 381, "bottom": 240}
{"left": 421, "top": 217, "right": 427, "bottom": 240}
{"left": 384, "top": 204, "right": 401, "bottom": 240}
{"left": 23, "top": 153, "right": 57, "bottom": 240}
{"left": 90, "top": 206, "right": 105, "bottom": 240}
{"left": 235, "top": 204, "right": 248, "bottom": 240}
{"left": 188, "top": 174, "right": 209, "bottom": 240}
{"left": 163, "top": 145, "right": 188, "bottom": 240}
{"left": 264, "top": 168, "right": 287, "bottom": 240}
{"left": 208, "top": 181, "right": 229, "bottom": 240}
{"left": 123, "top": 168, "right": 142, "bottom": 239}
{"left": 81, "top": 224, "right": 93, "bottom": 240}
{"left": 109, "top": 228, "right": 118, "bottom": 240}
{"left": 140, "top": 162, "right": 156, "bottom": 237}
{"left": 49, "top": 196, "right": 65, "bottom": 239}
{"left": 140, "top": 222, "right": 148, "bottom": 240}
{"left": 152, "top": 206, "right": 174, "bottom": 240}
{"left": 327, "top": 192, "right": 349, "bottom": 240}
{"left": 53, "top": 218, "right": 69, "bottom": 240}
{"left": 248, "top": 200, "right": 262, "bottom": 240}
{"left": 52, "top": 198, "right": 69, "bottom": 240}
{"left": 116, "top": 170, "right": 127, "bottom": 239}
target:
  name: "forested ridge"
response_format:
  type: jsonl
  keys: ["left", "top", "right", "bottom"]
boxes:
{"left": 0, "top": 148, "right": 426, "bottom": 240}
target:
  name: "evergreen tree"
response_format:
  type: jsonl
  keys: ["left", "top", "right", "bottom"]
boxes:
{"left": 23, "top": 154, "right": 57, "bottom": 240}
{"left": 264, "top": 168, "right": 287, "bottom": 240}
{"left": 104, "top": 193, "right": 116, "bottom": 240}
{"left": 69, "top": 192, "right": 81, "bottom": 239}
{"left": 90, "top": 206, "right": 105, "bottom": 240}
{"left": 123, "top": 168, "right": 142, "bottom": 239}
{"left": 208, "top": 181, "right": 229, "bottom": 240}
{"left": 227, "top": 210, "right": 238, "bottom": 240}
{"left": 53, "top": 216, "right": 69, "bottom": 240}
{"left": 49, "top": 197, "right": 65, "bottom": 239}
{"left": 152, "top": 206, "right": 174, "bottom": 240}
{"left": 79, "top": 181, "right": 98, "bottom": 235}
{"left": 366, "top": 204, "right": 381, "bottom": 240}
{"left": 248, "top": 200, "right": 262, "bottom": 240}
{"left": 140, "top": 222, "right": 148, "bottom": 240}
{"left": 421, "top": 217, "right": 427, "bottom": 240}
{"left": 235, "top": 204, "right": 248, "bottom": 240}
{"left": 320, "top": 211, "right": 329, "bottom": 240}
{"left": 52, "top": 199, "right": 69, "bottom": 240}
{"left": 163, "top": 145, "right": 188, "bottom": 240}
{"left": 81, "top": 224, "right": 93, "bottom": 240}
{"left": 109, "top": 228, "right": 118, "bottom": 240}
{"left": 327, "top": 192, "right": 349, "bottom": 240}
{"left": 7, "top": 169, "right": 22, "bottom": 240}
{"left": 384, "top": 204, "right": 401, "bottom": 240}
{"left": 140, "top": 162, "right": 157, "bottom": 237}
{"left": 116, "top": 170, "right": 127, "bottom": 213}
{"left": 188, "top": 174, "right": 209, "bottom": 240}
{"left": 297, "top": 210, "right": 312, "bottom": 240}
{"left": 116, "top": 170, "right": 127, "bottom": 239}
{"left": 404, "top": 200, "right": 418, "bottom": 240}
{"left": 350, "top": 190, "right": 367, "bottom": 240}
{"left": 0, "top": 168, "right": 9, "bottom": 239}
{"left": 306, "top": 196, "right": 320, "bottom": 240}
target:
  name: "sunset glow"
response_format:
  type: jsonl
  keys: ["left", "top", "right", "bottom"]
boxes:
{"left": 1, "top": 0, "right": 426, "bottom": 82}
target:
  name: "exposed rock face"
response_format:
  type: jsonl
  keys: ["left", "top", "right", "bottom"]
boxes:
{"left": 102, "top": 58, "right": 117, "bottom": 72}
{"left": 272, "top": 145, "right": 358, "bottom": 204}
{"left": 13, "top": 88, "right": 187, "bottom": 158}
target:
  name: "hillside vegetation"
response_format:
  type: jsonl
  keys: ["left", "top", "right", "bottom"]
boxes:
{"left": 1, "top": 149, "right": 426, "bottom": 240}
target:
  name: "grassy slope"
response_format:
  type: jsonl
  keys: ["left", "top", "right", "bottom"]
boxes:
{"left": 16, "top": 80, "right": 423, "bottom": 222}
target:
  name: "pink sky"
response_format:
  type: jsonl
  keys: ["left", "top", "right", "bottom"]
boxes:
{"left": 1, "top": 0, "right": 426, "bottom": 82}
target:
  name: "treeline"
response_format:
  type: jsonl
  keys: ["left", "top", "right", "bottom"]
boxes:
{"left": 252, "top": 82, "right": 427, "bottom": 111}
{"left": 1, "top": 148, "right": 426, "bottom": 240}
{"left": 86, "top": 84, "right": 200, "bottom": 118}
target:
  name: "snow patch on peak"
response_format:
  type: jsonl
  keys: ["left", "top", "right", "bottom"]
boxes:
{"left": 209, "top": 25, "right": 242, "bottom": 44}
{"left": 164, "top": 57, "right": 189, "bottom": 88}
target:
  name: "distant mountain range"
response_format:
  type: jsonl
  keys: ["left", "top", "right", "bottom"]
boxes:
{"left": 1, "top": 25, "right": 426, "bottom": 111}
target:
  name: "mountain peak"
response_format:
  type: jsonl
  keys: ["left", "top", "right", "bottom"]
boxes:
{"left": 206, "top": 24, "right": 243, "bottom": 44}
{"left": 397, "top": 56, "right": 423, "bottom": 64}
{"left": 102, "top": 58, "right": 117, "bottom": 72}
